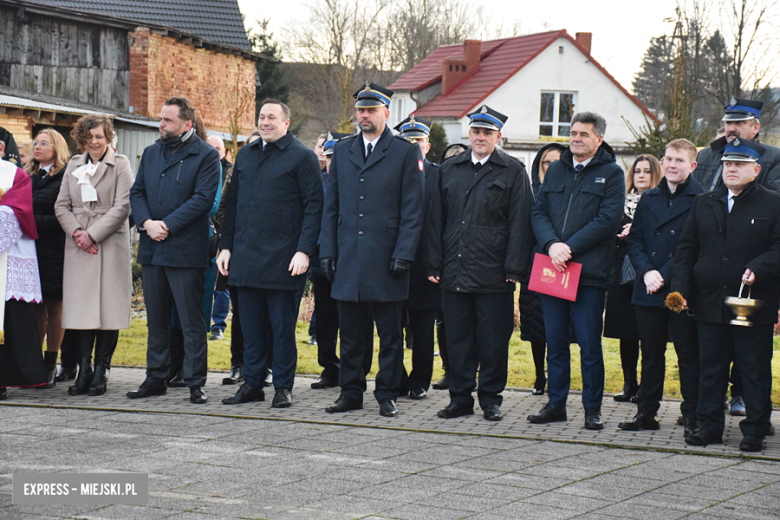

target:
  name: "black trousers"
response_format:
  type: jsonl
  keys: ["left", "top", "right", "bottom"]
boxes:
{"left": 400, "top": 308, "right": 438, "bottom": 391}
{"left": 312, "top": 275, "right": 340, "bottom": 381}
{"left": 435, "top": 309, "right": 448, "bottom": 372}
{"left": 697, "top": 322, "right": 774, "bottom": 439}
{"left": 441, "top": 290, "right": 514, "bottom": 409}
{"left": 73, "top": 330, "right": 119, "bottom": 367}
{"left": 58, "top": 329, "right": 79, "bottom": 370}
{"left": 229, "top": 287, "right": 244, "bottom": 367}
{"left": 337, "top": 300, "right": 403, "bottom": 404}
{"left": 142, "top": 265, "right": 208, "bottom": 388}
{"left": 634, "top": 305, "right": 698, "bottom": 419}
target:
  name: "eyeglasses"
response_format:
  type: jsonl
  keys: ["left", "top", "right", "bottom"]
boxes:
{"left": 32, "top": 140, "right": 51, "bottom": 148}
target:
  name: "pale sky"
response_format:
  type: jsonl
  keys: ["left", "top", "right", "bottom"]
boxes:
{"left": 236, "top": 0, "right": 768, "bottom": 94}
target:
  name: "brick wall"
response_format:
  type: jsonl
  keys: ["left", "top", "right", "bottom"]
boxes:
{"left": 130, "top": 29, "right": 256, "bottom": 134}
{"left": 0, "top": 115, "right": 34, "bottom": 147}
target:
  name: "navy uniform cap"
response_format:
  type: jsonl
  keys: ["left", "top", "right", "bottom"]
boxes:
{"left": 353, "top": 82, "right": 393, "bottom": 108}
{"left": 723, "top": 96, "right": 764, "bottom": 121}
{"left": 394, "top": 115, "right": 431, "bottom": 139}
{"left": 467, "top": 105, "right": 508, "bottom": 131}
{"left": 323, "top": 131, "right": 351, "bottom": 156}
{"left": 721, "top": 137, "right": 764, "bottom": 162}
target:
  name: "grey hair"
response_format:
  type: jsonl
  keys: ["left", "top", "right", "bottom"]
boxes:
{"left": 571, "top": 112, "right": 607, "bottom": 137}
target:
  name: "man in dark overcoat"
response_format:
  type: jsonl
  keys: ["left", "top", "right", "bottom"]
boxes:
{"left": 673, "top": 138, "right": 780, "bottom": 452}
{"left": 218, "top": 99, "right": 323, "bottom": 408}
{"left": 128, "top": 96, "right": 220, "bottom": 404}
{"left": 621, "top": 139, "right": 703, "bottom": 436}
{"left": 393, "top": 116, "right": 441, "bottom": 400}
{"left": 529, "top": 111, "right": 625, "bottom": 430}
{"left": 693, "top": 98, "right": 780, "bottom": 192}
{"left": 320, "top": 82, "right": 424, "bottom": 417}
{"left": 426, "top": 106, "right": 534, "bottom": 421}
{"left": 692, "top": 97, "right": 780, "bottom": 416}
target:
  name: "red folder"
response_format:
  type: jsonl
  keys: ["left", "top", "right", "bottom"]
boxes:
{"left": 527, "top": 253, "right": 582, "bottom": 301}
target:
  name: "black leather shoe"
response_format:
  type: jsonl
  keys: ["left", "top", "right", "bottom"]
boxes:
{"left": 684, "top": 429, "right": 723, "bottom": 446}
{"left": 190, "top": 386, "right": 208, "bottom": 404}
{"left": 127, "top": 380, "right": 167, "bottom": 399}
{"left": 87, "top": 366, "right": 108, "bottom": 396}
{"left": 325, "top": 396, "right": 363, "bottom": 413}
{"left": 222, "top": 366, "right": 243, "bottom": 385}
{"left": 683, "top": 417, "right": 699, "bottom": 438}
{"left": 614, "top": 383, "right": 639, "bottom": 402}
{"left": 528, "top": 403, "right": 567, "bottom": 424}
{"left": 55, "top": 365, "right": 78, "bottom": 382}
{"left": 532, "top": 376, "right": 546, "bottom": 396}
{"left": 167, "top": 371, "right": 186, "bottom": 388}
{"left": 264, "top": 369, "right": 273, "bottom": 387}
{"left": 483, "top": 404, "right": 504, "bottom": 421}
{"left": 432, "top": 373, "right": 450, "bottom": 390}
{"left": 41, "top": 351, "right": 57, "bottom": 389}
{"left": 437, "top": 401, "right": 474, "bottom": 419}
{"left": 379, "top": 399, "right": 398, "bottom": 417}
{"left": 409, "top": 388, "right": 427, "bottom": 400}
{"left": 68, "top": 362, "right": 93, "bottom": 396}
{"left": 0, "top": 387, "right": 7, "bottom": 400}
{"left": 739, "top": 436, "right": 763, "bottom": 452}
{"left": 222, "top": 383, "right": 264, "bottom": 405}
{"left": 311, "top": 376, "right": 338, "bottom": 389}
{"left": 272, "top": 388, "right": 292, "bottom": 408}
{"left": 618, "top": 412, "right": 659, "bottom": 431}
{"left": 584, "top": 408, "right": 604, "bottom": 430}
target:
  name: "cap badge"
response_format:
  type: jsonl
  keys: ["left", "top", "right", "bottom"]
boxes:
{"left": 734, "top": 138, "right": 741, "bottom": 147}
{"left": 729, "top": 96, "right": 737, "bottom": 107}
{"left": 480, "top": 105, "right": 488, "bottom": 114}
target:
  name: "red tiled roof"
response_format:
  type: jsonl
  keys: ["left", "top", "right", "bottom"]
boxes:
{"left": 389, "top": 29, "right": 657, "bottom": 122}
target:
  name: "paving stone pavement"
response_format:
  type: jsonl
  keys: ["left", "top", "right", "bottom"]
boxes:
{"left": 2, "top": 368, "right": 779, "bottom": 519}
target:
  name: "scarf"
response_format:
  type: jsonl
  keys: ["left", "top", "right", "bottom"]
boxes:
{"left": 624, "top": 188, "right": 641, "bottom": 219}
{"left": 71, "top": 162, "right": 99, "bottom": 202}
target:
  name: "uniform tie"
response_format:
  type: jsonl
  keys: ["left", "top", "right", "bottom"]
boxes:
{"left": 574, "top": 164, "right": 584, "bottom": 173}
{"left": 365, "top": 143, "right": 373, "bottom": 161}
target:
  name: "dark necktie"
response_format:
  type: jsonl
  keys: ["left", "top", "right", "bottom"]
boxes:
{"left": 575, "top": 164, "right": 584, "bottom": 173}
{"left": 472, "top": 161, "right": 482, "bottom": 174}
{"left": 366, "top": 143, "right": 373, "bottom": 161}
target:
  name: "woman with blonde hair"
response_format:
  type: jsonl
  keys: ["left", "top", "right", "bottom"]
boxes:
{"left": 55, "top": 114, "right": 132, "bottom": 396}
{"left": 26, "top": 128, "right": 71, "bottom": 387}
{"left": 604, "top": 154, "right": 662, "bottom": 402}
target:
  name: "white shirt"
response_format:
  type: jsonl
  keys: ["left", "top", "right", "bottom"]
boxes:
{"left": 471, "top": 153, "right": 491, "bottom": 166}
{"left": 728, "top": 190, "right": 738, "bottom": 213}
{"left": 362, "top": 135, "right": 381, "bottom": 157}
{"left": 573, "top": 156, "right": 595, "bottom": 170}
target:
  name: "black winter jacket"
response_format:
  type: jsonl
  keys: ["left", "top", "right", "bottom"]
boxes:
{"left": 671, "top": 182, "right": 780, "bottom": 324}
{"left": 425, "top": 147, "right": 534, "bottom": 293}
{"left": 32, "top": 166, "right": 67, "bottom": 299}
{"left": 627, "top": 176, "right": 703, "bottom": 308}
{"left": 531, "top": 142, "right": 626, "bottom": 289}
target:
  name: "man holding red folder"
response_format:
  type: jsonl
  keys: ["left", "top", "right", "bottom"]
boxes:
{"left": 529, "top": 112, "right": 625, "bottom": 429}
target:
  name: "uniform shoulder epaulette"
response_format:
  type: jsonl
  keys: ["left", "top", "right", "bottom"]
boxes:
{"left": 393, "top": 134, "right": 416, "bottom": 146}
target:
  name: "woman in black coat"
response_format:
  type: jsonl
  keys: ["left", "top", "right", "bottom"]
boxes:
{"left": 519, "top": 143, "right": 565, "bottom": 394}
{"left": 603, "top": 154, "right": 661, "bottom": 401}
{"left": 26, "top": 128, "right": 71, "bottom": 387}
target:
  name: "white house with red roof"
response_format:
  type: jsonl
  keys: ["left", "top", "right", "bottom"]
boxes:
{"left": 389, "top": 30, "right": 656, "bottom": 166}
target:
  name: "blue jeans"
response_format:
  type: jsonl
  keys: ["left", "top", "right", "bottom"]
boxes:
{"left": 211, "top": 289, "right": 230, "bottom": 332}
{"left": 541, "top": 286, "right": 606, "bottom": 409}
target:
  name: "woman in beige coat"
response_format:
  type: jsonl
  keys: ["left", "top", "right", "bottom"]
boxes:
{"left": 55, "top": 114, "right": 132, "bottom": 396}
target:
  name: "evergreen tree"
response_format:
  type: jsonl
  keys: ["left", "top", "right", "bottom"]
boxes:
{"left": 427, "top": 121, "right": 448, "bottom": 163}
{"left": 248, "top": 19, "right": 290, "bottom": 117}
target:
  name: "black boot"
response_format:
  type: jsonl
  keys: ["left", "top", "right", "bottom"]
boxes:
{"left": 88, "top": 366, "right": 108, "bottom": 396}
{"left": 41, "top": 351, "right": 58, "bottom": 389}
{"left": 68, "top": 359, "right": 93, "bottom": 395}
{"left": 613, "top": 382, "right": 639, "bottom": 402}
{"left": 88, "top": 331, "right": 117, "bottom": 396}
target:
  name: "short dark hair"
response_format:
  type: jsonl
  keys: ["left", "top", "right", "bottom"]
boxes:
{"left": 261, "top": 98, "right": 291, "bottom": 120}
{"left": 571, "top": 111, "right": 607, "bottom": 137}
{"left": 71, "top": 114, "right": 115, "bottom": 151}
{"left": 164, "top": 96, "right": 196, "bottom": 123}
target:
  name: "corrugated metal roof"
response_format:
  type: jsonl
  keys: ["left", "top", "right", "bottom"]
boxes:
{"left": 0, "top": 94, "right": 111, "bottom": 116}
{"left": 30, "top": 0, "right": 251, "bottom": 50}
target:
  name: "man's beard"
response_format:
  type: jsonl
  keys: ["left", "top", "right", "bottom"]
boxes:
{"left": 359, "top": 120, "right": 377, "bottom": 134}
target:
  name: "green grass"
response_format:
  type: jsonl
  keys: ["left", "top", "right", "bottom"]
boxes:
{"left": 114, "top": 317, "right": 780, "bottom": 407}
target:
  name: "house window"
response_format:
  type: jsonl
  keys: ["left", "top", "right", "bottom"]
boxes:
{"left": 539, "top": 91, "right": 576, "bottom": 137}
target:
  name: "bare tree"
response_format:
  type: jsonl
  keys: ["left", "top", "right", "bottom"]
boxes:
{"left": 224, "top": 63, "right": 255, "bottom": 160}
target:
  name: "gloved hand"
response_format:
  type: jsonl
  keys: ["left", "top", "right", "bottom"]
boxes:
{"left": 320, "top": 258, "right": 337, "bottom": 281}
{"left": 389, "top": 258, "right": 411, "bottom": 278}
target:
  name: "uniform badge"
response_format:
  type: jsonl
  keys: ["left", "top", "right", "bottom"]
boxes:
{"left": 734, "top": 138, "right": 741, "bottom": 147}
{"left": 418, "top": 160, "right": 424, "bottom": 172}
{"left": 480, "top": 105, "right": 488, "bottom": 114}
{"left": 729, "top": 96, "right": 737, "bottom": 107}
